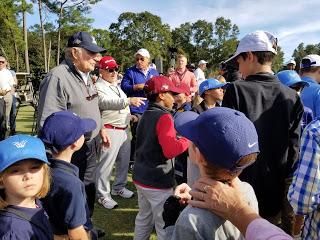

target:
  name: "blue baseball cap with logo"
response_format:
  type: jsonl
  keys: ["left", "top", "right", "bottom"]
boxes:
{"left": 199, "top": 78, "right": 228, "bottom": 97}
{"left": 276, "top": 70, "right": 309, "bottom": 88}
{"left": 39, "top": 111, "right": 97, "bottom": 152}
{"left": 0, "top": 134, "right": 49, "bottom": 172}
{"left": 67, "top": 31, "right": 106, "bottom": 53}
{"left": 174, "top": 107, "right": 259, "bottom": 171}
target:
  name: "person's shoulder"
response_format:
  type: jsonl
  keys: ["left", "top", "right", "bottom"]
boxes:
{"left": 150, "top": 68, "right": 159, "bottom": 74}
{"left": 50, "top": 163, "right": 82, "bottom": 189}
{"left": 95, "top": 78, "right": 107, "bottom": 89}
{"left": 125, "top": 65, "right": 136, "bottom": 73}
{"left": 177, "top": 205, "right": 224, "bottom": 225}
{"left": 304, "top": 118, "right": 320, "bottom": 132}
{"left": 0, "top": 211, "right": 30, "bottom": 238}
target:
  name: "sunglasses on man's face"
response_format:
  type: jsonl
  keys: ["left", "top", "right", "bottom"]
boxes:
{"left": 136, "top": 57, "right": 145, "bottom": 62}
{"left": 106, "top": 68, "right": 119, "bottom": 73}
{"left": 0, "top": 61, "right": 5, "bottom": 64}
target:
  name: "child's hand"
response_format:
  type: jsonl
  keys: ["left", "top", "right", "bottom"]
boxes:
{"left": 174, "top": 183, "right": 192, "bottom": 205}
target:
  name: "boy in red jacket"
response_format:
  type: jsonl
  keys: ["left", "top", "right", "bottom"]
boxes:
{"left": 132, "top": 76, "right": 189, "bottom": 240}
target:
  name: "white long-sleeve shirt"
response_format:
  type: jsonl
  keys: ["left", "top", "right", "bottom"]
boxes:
{"left": 95, "top": 78, "right": 131, "bottom": 128}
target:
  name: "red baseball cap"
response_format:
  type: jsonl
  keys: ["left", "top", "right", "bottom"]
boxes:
{"left": 175, "top": 83, "right": 190, "bottom": 96}
{"left": 144, "top": 76, "right": 185, "bottom": 95}
{"left": 99, "top": 56, "right": 118, "bottom": 69}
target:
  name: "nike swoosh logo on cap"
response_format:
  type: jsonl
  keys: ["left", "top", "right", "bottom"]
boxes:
{"left": 248, "top": 142, "right": 258, "bottom": 148}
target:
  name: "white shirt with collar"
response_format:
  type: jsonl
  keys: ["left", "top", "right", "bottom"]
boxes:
{"left": 0, "top": 68, "right": 14, "bottom": 91}
{"left": 194, "top": 67, "right": 206, "bottom": 87}
{"left": 95, "top": 78, "right": 131, "bottom": 128}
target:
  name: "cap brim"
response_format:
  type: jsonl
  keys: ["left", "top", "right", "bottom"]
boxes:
{"left": 225, "top": 53, "right": 240, "bottom": 69}
{"left": 169, "top": 85, "right": 187, "bottom": 95}
{"left": 174, "top": 111, "right": 199, "bottom": 142}
{"left": 81, "top": 118, "right": 97, "bottom": 133}
{"left": 82, "top": 44, "right": 106, "bottom": 53}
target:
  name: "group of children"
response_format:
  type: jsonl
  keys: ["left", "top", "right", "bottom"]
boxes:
{"left": 0, "top": 111, "right": 97, "bottom": 239}
{"left": 0, "top": 29, "right": 318, "bottom": 240}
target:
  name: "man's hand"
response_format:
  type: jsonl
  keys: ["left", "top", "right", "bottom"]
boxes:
{"left": 100, "top": 128, "right": 111, "bottom": 149}
{"left": 0, "top": 89, "right": 10, "bottom": 96}
{"left": 189, "top": 177, "right": 259, "bottom": 235}
{"left": 133, "top": 83, "right": 145, "bottom": 91}
{"left": 174, "top": 183, "right": 192, "bottom": 205}
{"left": 130, "top": 114, "right": 139, "bottom": 123}
{"left": 129, "top": 97, "right": 147, "bottom": 107}
{"left": 189, "top": 177, "right": 247, "bottom": 220}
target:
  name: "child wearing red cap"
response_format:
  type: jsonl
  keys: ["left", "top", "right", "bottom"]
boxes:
{"left": 132, "top": 76, "right": 189, "bottom": 240}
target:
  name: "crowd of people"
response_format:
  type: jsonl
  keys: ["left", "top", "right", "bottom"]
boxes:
{"left": 0, "top": 29, "right": 319, "bottom": 240}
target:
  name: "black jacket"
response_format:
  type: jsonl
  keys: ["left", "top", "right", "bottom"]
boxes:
{"left": 222, "top": 73, "right": 303, "bottom": 217}
{"left": 133, "top": 103, "right": 175, "bottom": 189}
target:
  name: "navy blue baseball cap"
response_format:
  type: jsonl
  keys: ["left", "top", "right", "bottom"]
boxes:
{"left": 0, "top": 135, "right": 49, "bottom": 172}
{"left": 199, "top": 78, "right": 228, "bottom": 97}
{"left": 40, "top": 111, "right": 97, "bottom": 152}
{"left": 67, "top": 31, "right": 106, "bottom": 53}
{"left": 175, "top": 107, "right": 259, "bottom": 171}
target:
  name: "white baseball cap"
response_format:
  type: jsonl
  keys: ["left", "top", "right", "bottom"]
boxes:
{"left": 286, "top": 59, "right": 296, "bottom": 65}
{"left": 226, "top": 30, "right": 278, "bottom": 66}
{"left": 300, "top": 54, "right": 320, "bottom": 69}
{"left": 134, "top": 48, "right": 150, "bottom": 59}
{"left": 198, "top": 60, "right": 208, "bottom": 65}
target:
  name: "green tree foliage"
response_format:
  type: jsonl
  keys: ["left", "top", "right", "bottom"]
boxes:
{"left": 109, "top": 11, "right": 172, "bottom": 69}
{"left": 272, "top": 46, "right": 285, "bottom": 73}
{"left": 172, "top": 17, "right": 239, "bottom": 70}
{"left": 292, "top": 43, "right": 320, "bottom": 70}
{"left": 0, "top": 0, "right": 25, "bottom": 70}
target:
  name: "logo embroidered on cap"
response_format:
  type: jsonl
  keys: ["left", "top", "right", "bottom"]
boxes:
{"left": 13, "top": 140, "right": 27, "bottom": 148}
{"left": 248, "top": 142, "right": 258, "bottom": 148}
{"left": 161, "top": 84, "right": 169, "bottom": 90}
{"left": 73, "top": 39, "right": 81, "bottom": 45}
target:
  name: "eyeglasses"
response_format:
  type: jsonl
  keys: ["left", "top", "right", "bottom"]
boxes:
{"left": 107, "top": 68, "right": 119, "bottom": 73}
{"left": 0, "top": 61, "right": 5, "bottom": 64}
{"left": 136, "top": 57, "right": 145, "bottom": 62}
{"left": 85, "top": 84, "right": 98, "bottom": 101}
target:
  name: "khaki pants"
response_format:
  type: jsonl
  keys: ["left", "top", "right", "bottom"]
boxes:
{"left": 3, "top": 92, "right": 12, "bottom": 129}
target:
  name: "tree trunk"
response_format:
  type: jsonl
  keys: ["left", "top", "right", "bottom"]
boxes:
{"left": 57, "top": 1, "right": 67, "bottom": 66}
{"left": 38, "top": 0, "right": 48, "bottom": 72}
{"left": 23, "top": 10, "right": 30, "bottom": 73}
{"left": 57, "top": 4, "right": 63, "bottom": 65}
{"left": 47, "top": 38, "right": 51, "bottom": 71}
{"left": 8, "top": 27, "right": 19, "bottom": 72}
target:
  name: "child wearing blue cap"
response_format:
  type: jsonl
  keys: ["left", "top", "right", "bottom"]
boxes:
{"left": 0, "top": 134, "right": 53, "bottom": 239}
{"left": 277, "top": 70, "right": 314, "bottom": 131}
{"left": 164, "top": 107, "right": 259, "bottom": 239}
{"left": 193, "top": 78, "right": 228, "bottom": 114}
{"left": 39, "top": 110, "right": 97, "bottom": 240}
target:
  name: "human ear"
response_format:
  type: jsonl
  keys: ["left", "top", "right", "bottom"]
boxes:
{"left": 71, "top": 48, "right": 80, "bottom": 60}
{"left": 158, "top": 92, "right": 166, "bottom": 100}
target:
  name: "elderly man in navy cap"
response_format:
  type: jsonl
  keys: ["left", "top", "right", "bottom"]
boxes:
{"left": 37, "top": 32, "right": 110, "bottom": 226}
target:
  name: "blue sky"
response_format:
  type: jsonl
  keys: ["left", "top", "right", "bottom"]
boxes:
{"left": 27, "top": 0, "right": 320, "bottom": 61}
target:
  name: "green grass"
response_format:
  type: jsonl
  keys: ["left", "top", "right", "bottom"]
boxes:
{"left": 16, "top": 105, "right": 157, "bottom": 240}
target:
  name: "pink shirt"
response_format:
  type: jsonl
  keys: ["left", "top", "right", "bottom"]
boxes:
{"left": 169, "top": 68, "right": 198, "bottom": 94}
{"left": 246, "top": 218, "right": 292, "bottom": 240}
